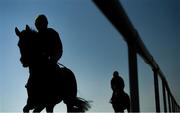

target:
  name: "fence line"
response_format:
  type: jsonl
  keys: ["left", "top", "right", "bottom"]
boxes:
{"left": 92, "top": 0, "right": 180, "bottom": 112}
{"left": 153, "top": 69, "right": 160, "bottom": 112}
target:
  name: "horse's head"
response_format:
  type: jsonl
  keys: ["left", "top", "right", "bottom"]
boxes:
{"left": 15, "top": 25, "right": 37, "bottom": 67}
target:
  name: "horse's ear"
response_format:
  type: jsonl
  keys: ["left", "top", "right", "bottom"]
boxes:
{"left": 26, "top": 25, "right": 31, "bottom": 31}
{"left": 15, "top": 27, "right": 20, "bottom": 37}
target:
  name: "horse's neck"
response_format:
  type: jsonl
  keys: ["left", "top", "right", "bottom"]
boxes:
{"left": 28, "top": 63, "right": 45, "bottom": 75}
{"left": 28, "top": 60, "right": 53, "bottom": 75}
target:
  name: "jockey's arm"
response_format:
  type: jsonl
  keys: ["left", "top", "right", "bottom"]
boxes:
{"left": 50, "top": 30, "right": 63, "bottom": 63}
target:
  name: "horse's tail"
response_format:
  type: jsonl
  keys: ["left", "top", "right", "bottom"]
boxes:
{"left": 74, "top": 97, "right": 91, "bottom": 112}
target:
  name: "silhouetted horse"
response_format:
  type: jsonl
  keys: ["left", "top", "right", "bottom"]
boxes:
{"left": 15, "top": 25, "right": 90, "bottom": 113}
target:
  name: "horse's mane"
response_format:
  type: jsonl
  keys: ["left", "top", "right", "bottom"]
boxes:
{"left": 29, "top": 28, "right": 37, "bottom": 33}
{"left": 26, "top": 27, "right": 37, "bottom": 34}
{"left": 21, "top": 26, "right": 37, "bottom": 35}
{"left": 24, "top": 27, "right": 37, "bottom": 39}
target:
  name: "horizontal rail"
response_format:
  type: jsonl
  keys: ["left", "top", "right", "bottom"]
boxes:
{"left": 92, "top": 0, "right": 180, "bottom": 112}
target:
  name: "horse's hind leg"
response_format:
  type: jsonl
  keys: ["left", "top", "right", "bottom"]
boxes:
{"left": 66, "top": 103, "right": 75, "bottom": 113}
{"left": 46, "top": 104, "right": 55, "bottom": 113}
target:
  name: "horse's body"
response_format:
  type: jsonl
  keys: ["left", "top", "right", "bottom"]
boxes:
{"left": 15, "top": 26, "right": 90, "bottom": 113}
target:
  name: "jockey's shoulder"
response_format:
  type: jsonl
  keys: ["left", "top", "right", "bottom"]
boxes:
{"left": 47, "top": 28, "right": 58, "bottom": 34}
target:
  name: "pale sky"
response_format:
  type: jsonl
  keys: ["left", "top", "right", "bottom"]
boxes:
{"left": 0, "top": 0, "right": 180, "bottom": 112}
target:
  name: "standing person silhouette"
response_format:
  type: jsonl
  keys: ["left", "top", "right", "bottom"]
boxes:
{"left": 110, "top": 71, "right": 130, "bottom": 113}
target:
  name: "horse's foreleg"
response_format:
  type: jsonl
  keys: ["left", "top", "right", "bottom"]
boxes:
{"left": 33, "top": 106, "right": 44, "bottom": 113}
{"left": 23, "top": 104, "right": 31, "bottom": 113}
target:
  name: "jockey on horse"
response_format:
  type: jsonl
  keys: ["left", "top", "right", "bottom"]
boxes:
{"left": 24, "top": 14, "right": 63, "bottom": 112}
